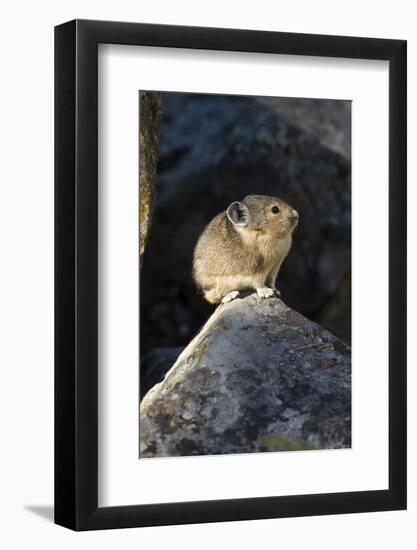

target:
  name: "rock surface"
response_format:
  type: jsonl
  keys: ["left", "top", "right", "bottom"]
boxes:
{"left": 140, "top": 93, "right": 351, "bottom": 357}
{"left": 140, "top": 294, "right": 351, "bottom": 458}
{"left": 257, "top": 97, "right": 351, "bottom": 159}
{"left": 139, "top": 91, "right": 161, "bottom": 266}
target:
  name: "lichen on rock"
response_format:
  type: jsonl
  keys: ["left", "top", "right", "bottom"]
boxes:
{"left": 139, "top": 91, "right": 162, "bottom": 266}
{"left": 140, "top": 294, "right": 351, "bottom": 458}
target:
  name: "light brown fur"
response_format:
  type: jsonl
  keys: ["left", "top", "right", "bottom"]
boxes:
{"left": 193, "top": 195, "right": 298, "bottom": 304}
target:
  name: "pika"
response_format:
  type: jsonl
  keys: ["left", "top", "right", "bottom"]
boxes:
{"left": 193, "top": 195, "right": 299, "bottom": 304}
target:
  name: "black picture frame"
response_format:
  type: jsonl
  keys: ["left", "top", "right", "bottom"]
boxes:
{"left": 55, "top": 19, "right": 407, "bottom": 531}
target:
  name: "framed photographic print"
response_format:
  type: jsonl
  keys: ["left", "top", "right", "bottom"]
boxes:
{"left": 55, "top": 19, "right": 407, "bottom": 530}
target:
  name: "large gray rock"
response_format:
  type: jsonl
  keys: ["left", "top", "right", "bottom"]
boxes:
{"left": 258, "top": 97, "right": 351, "bottom": 159}
{"left": 140, "top": 93, "right": 351, "bottom": 358}
{"left": 140, "top": 294, "right": 351, "bottom": 458}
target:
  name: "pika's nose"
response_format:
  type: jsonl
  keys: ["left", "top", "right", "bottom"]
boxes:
{"left": 291, "top": 209, "right": 299, "bottom": 220}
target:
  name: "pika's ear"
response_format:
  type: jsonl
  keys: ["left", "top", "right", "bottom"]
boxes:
{"left": 227, "top": 201, "right": 250, "bottom": 227}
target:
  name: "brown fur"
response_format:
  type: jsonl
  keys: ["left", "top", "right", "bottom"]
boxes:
{"left": 193, "top": 195, "right": 298, "bottom": 304}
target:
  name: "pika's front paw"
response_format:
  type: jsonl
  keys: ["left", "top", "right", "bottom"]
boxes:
{"left": 256, "top": 287, "right": 276, "bottom": 299}
{"left": 221, "top": 290, "right": 240, "bottom": 303}
{"left": 269, "top": 287, "right": 281, "bottom": 297}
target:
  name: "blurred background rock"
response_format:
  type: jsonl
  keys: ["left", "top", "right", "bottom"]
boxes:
{"left": 140, "top": 92, "right": 351, "bottom": 385}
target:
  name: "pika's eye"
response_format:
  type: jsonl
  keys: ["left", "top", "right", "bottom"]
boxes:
{"left": 271, "top": 205, "right": 280, "bottom": 214}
